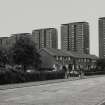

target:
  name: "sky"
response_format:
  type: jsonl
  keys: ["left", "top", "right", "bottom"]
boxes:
{"left": 0, "top": 0, "right": 104, "bottom": 56}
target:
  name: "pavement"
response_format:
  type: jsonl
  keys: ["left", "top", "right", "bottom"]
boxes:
{"left": 0, "top": 76, "right": 105, "bottom": 105}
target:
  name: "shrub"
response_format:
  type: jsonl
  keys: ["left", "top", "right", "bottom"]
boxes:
{"left": 39, "top": 70, "right": 65, "bottom": 80}
{"left": 84, "top": 70, "right": 105, "bottom": 76}
{"left": 0, "top": 67, "right": 65, "bottom": 85}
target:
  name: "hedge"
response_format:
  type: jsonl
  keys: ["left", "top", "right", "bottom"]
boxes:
{"left": 0, "top": 69, "right": 65, "bottom": 85}
{"left": 84, "top": 70, "right": 105, "bottom": 76}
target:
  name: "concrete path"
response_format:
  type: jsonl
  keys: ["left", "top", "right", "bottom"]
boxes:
{"left": 0, "top": 76, "right": 105, "bottom": 105}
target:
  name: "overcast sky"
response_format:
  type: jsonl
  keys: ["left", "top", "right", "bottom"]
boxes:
{"left": 0, "top": 0, "right": 104, "bottom": 56}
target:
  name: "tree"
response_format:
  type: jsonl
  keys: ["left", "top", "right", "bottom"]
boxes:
{"left": 9, "top": 36, "right": 41, "bottom": 71}
{"left": 96, "top": 58, "right": 105, "bottom": 70}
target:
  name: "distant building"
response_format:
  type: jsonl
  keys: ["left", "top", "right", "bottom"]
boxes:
{"left": 32, "top": 28, "right": 58, "bottom": 49}
{"left": 0, "top": 33, "right": 32, "bottom": 49}
{"left": 10, "top": 33, "right": 32, "bottom": 44}
{"left": 0, "top": 37, "right": 11, "bottom": 49}
{"left": 10, "top": 33, "right": 32, "bottom": 48}
{"left": 61, "top": 22, "right": 89, "bottom": 54}
{"left": 39, "top": 48, "right": 97, "bottom": 70}
{"left": 99, "top": 17, "right": 105, "bottom": 58}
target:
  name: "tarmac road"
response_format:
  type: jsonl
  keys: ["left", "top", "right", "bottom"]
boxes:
{"left": 0, "top": 76, "right": 105, "bottom": 105}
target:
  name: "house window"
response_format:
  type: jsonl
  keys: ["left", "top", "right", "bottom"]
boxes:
{"left": 60, "top": 56, "right": 62, "bottom": 60}
{"left": 68, "top": 57, "right": 71, "bottom": 61}
{"left": 92, "top": 60, "right": 96, "bottom": 63}
{"left": 81, "top": 59, "right": 83, "bottom": 62}
{"left": 87, "top": 59, "right": 90, "bottom": 62}
{"left": 56, "top": 56, "right": 59, "bottom": 61}
{"left": 65, "top": 57, "right": 67, "bottom": 61}
{"left": 84, "top": 58, "right": 86, "bottom": 62}
{"left": 78, "top": 59, "right": 80, "bottom": 62}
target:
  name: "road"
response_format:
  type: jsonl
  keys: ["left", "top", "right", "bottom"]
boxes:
{"left": 0, "top": 76, "right": 105, "bottom": 105}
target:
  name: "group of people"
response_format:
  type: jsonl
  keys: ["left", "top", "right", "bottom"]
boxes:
{"left": 63, "top": 64, "right": 84, "bottom": 79}
{"left": 52, "top": 63, "right": 84, "bottom": 79}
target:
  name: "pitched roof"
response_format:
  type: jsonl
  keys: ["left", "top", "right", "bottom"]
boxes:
{"left": 39, "top": 48, "right": 97, "bottom": 59}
